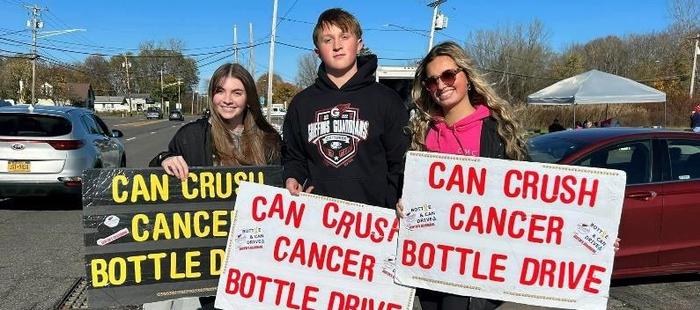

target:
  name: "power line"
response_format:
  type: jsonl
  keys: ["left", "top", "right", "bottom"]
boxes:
{"left": 0, "top": 29, "right": 28, "bottom": 37}
{"left": 0, "top": 46, "right": 30, "bottom": 57}
{"left": 279, "top": 17, "right": 313, "bottom": 25}
{"left": 0, "top": 36, "right": 247, "bottom": 58}
{"left": 43, "top": 9, "right": 103, "bottom": 51}
{"left": 0, "top": 0, "right": 27, "bottom": 7}
{"left": 276, "top": 40, "right": 312, "bottom": 51}
{"left": 42, "top": 37, "right": 244, "bottom": 53}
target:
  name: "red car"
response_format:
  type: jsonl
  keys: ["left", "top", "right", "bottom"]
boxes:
{"left": 528, "top": 128, "right": 700, "bottom": 279}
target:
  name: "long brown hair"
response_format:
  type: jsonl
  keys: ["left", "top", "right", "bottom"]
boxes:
{"left": 208, "top": 63, "right": 281, "bottom": 165}
{"left": 409, "top": 41, "right": 528, "bottom": 160}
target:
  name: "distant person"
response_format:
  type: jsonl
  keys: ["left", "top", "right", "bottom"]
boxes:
{"left": 692, "top": 104, "right": 700, "bottom": 133}
{"left": 575, "top": 120, "right": 583, "bottom": 129}
{"left": 584, "top": 119, "right": 594, "bottom": 128}
{"left": 548, "top": 118, "right": 565, "bottom": 133}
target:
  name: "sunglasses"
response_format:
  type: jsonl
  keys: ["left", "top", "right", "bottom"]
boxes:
{"left": 422, "top": 68, "right": 465, "bottom": 92}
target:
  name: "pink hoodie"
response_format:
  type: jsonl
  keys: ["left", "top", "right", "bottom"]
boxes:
{"left": 425, "top": 104, "right": 491, "bottom": 156}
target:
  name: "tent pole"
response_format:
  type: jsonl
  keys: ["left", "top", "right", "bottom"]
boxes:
{"left": 605, "top": 104, "right": 609, "bottom": 119}
{"left": 573, "top": 104, "right": 576, "bottom": 128}
{"left": 664, "top": 101, "right": 667, "bottom": 127}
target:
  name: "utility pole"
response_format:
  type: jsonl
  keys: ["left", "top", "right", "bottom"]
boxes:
{"left": 249, "top": 22, "right": 255, "bottom": 77}
{"left": 177, "top": 77, "right": 182, "bottom": 108}
{"left": 266, "top": 0, "right": 278, "bottom": 120}
{"left": 121, "top": 55, "right": 132, "bottom": 113}
{"left": 690, "top": 34, "right": 699, "bottom": 98}
{"left": 191, "top": 91, "right": 195, "bottom": 115}
{"left": 427, "top": 0, "right": 446, "bottom": 51}
{"left": 233, "top": 24, "right": 239, "bottom": 63}
{"left": 160, "top": 66, "right": 164, "bottom": 112}
{"left": 26, "top": 5, "right": 44, "bottom": 104}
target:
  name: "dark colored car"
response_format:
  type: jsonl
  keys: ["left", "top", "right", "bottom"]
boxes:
{"left": 528, "top": 128, "right": 700, "bottom": 279}
{"left": 201, "top": 108, "right": 211, "bottom": 119}
{"left": 169, "top": 110, "right": 184, "bottom": 121}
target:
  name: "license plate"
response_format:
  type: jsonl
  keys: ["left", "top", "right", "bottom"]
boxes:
{"left": 8, "top": 161, "right": 30, "bottom": 173}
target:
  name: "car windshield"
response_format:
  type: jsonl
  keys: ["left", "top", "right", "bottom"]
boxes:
{"left": 147, "top": 108, "right": 159, "bottom": 113}
{"left": 527, "top": 134, "right": 590, "bottom": 163}
{"left": 0, "top": 113, "right": 72, "bottom": 137}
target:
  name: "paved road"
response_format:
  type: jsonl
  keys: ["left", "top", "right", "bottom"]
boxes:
{"left": 105, "top": 115, "right": 191, "bottom": 168}
{"left": 0, "top": 115, "right": 190, "bottom": 309}
{"left": 0, "top": 115, "right": 698, "bottom": 309}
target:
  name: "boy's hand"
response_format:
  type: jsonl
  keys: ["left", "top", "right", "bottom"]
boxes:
{"left": 162, "top": 156, "right": 189, "bottom": 181}
{"left": 285, "top": 178, "right": 314, "bottom": 196}
{"left": 614, "top": 238, "right": 621, "bottom": 253}
{"left": 395, "top": 199, "right": 405, "bottom": 218}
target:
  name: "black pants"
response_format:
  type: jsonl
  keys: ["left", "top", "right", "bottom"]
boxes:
{"left": 416, "top": 288, "right": 502, "bottom": 310}
{"left": 199, "top": 296, "right": 219, "bottom": 310}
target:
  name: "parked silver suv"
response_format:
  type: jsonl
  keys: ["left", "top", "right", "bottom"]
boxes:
{"left": 0, "top": 105, "right": 126, "bottom": 197}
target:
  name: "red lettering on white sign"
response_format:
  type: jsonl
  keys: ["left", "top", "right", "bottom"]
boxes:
{"left": 224, "top": 267, "right": 320, "bottom": 309}
{"left": 273, "top": 235, "right": 375, "bottom": 282}
{"left": 401, "top": 239, "right": 507, "bottom": 282}
{"left": 251, "top": 194, "right": 306, "bottom": 228}
{"left": 519, "top": 257, "right": 606, "bottom": 293}
{"left": 428, "top": 161, "right": 486, "bottom": 196}
{"left": 328, "top": 290, "right": 402, "bottom": 310}
{"left": 503, "top": 170, "right": 599, "bottom": 207}
{"left": 322, "top": 202, "right": 398, "bottom": 243}
{"left": 449, "top": 204, "right": 563, "bottom": 245}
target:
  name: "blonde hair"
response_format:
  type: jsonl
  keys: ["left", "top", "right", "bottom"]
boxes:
{"left": 312, "top": 8, "right": 362, "bottom": 47}
{"left": 409, "top": 41, "right": 528, "bottom": 160}
{"left": 208, "top": 63, "right": 281, "bottom": 166}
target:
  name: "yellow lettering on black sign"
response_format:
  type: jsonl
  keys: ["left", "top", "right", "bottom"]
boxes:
{"left": 89, "top": 251, "right": 206, "bottom": 288}
{"left": 111, "top": 174, "right": 169, "bottom": 203}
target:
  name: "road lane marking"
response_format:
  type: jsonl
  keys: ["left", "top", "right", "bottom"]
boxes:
{"left": 126, "top": 137, "right": 136, "bottom": 141}
{"left": 150, "top": 131, "right": 156, "bottom": 134}
{"left": 113, "top": 120, "right": 166, "bottom": 128}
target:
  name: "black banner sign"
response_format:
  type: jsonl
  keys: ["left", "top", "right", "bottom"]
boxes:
{"left": 82, "top": 166, "right": 283, "bottom": 307}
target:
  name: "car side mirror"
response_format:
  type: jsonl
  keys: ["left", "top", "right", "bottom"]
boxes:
{"left": 111, "top": 129, "right": 124, "bottom": 138}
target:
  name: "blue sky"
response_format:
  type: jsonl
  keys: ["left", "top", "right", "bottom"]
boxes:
{"left": 0, "top": 0, "right": 673, "bottom": 92}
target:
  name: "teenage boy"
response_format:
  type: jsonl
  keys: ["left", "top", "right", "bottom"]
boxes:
{"left": 282, "top": 8, "right": 409, "bottom": 209}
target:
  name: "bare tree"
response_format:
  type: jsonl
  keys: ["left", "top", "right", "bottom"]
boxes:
{"left": 579, "top": 36, "right": 630, "bottom": 75}
{"left": 465, "top": 19, "right": 554, "bottom": 104}
{"left": 668, "top": 0, "right": 700, "bottom": 34}
{"left": 83, "top": 55, "right": 112, "bottom": 95}
{"left": 295, "top": 52, "right": 320, "bottom": 89}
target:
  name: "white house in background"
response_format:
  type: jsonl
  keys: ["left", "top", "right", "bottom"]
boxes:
{"left": 127, "top": 93, "right": 156, "bottom": 112}
{"left": 37, "top": 82, "right": 57, "bottom": 106}
{"left": 270, "top": 103, "right": 286, "bottom": 116}
{"left": 94, "top": 96, "right": 128, "bottom": 112}
{"left": 33, "top": 82, "right": 94, "bottom": 109}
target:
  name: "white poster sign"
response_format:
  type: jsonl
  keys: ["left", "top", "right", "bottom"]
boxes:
{"left": 215, "top": 182, "right": 415, "bottom": 309}
{"left": 395, "top": 151, "right": 626, "bottom": 309}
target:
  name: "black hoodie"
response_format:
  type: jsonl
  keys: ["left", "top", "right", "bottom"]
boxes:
{"left": 282, "top": 55, "right": 410, "bottom": 208}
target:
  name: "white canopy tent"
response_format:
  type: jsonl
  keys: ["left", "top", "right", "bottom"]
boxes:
{"left": 527, "top": 69, "right": 667, "bottom": 126}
